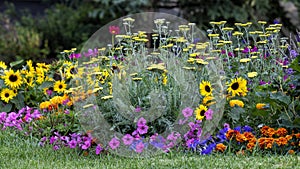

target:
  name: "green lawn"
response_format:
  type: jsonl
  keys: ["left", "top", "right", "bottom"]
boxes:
{"left": 0, "top": 131, "right": 299, "bottom": 169}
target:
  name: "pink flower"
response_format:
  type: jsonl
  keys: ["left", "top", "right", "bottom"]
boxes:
{"left": 204, "top": 109, "right": 214, "bottom": 120}
{"left": 135, "top": 142, "right": 144, "bottom": 153}
{"left": 122, "top": 134, "right": 134, "bottom": 145}
{"left": 95, "top": 144, "right": 103, "bottom": 155}
{"left": 109, "top": 137, "right": 120, "bottom": 150}
{"left": 134, "top": 106, "right": 141, "bottom": 113}
{"left": 109, "top": 26, "right": 120, "bottom": 35}
{"left": 182, "top": 107, "right": 193, "bottom": 118}
{"left": 137, "top": 117, "right": 147, "bottom": 127}
{"left": 68, "top": 140, "right": 77, "bottom": 148}
{"left": 137, "top": 125, "right": 148, "bottom": 135}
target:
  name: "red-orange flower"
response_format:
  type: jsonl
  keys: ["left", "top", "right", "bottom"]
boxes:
{"left": 258, "top": 138, "right": 274, "bottom": 149}
{"left": 236, "top": 133, "right": 247, "bottom": 143}
{"left": 275, "top": 137, "right": 288, "bottom": 146}
{"left": 109, "top": 26, "right": 120, "bottom": 35}
{"left": 288, "top": 150, "right": 295, "bottom": 155}
{"left": 246, "top": 142, "right": 256, "bottom": 150}
{"left": 226, "top": 129, "right": 239, "bottom": 140}
{"left": 215, "top": 143, "right": 226, "bottom": 152}
{"left": 276, "top": 128, "right": 288, "bottom": 137}
{"left": 267, "top": 127, "right": 276, "bottom": 137}
{"left": 244, "top": 132, "right": 255, "bottom": 141}
{"left": 286, "top": 135, "right": 293, "bottom": 141}
{"left": 293, "top": 133, "right": 300, "bottom": 139}
{"left": 261, "top": 126, "right": 270, "bottom": 136}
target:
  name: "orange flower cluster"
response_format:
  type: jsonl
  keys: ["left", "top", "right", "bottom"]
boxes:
{"left": 258, "top": 126, "right": 297, "bottom": 150}
{"left": 40, "top": 94, "right": 73, "bottom": 111}
{"left": 226, "top": 129, "right": 256, "bottom": 151}
{"left": 226, "top": 126, "right": 300, "bottom": 154}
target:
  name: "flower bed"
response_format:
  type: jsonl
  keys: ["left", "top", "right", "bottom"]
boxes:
{"left": 0, "top": 16, "right": 299, "bottom": 156}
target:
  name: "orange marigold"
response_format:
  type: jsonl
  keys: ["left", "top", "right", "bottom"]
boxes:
{"left": 215, "top": 143, "right": 226, "bottom": 152}
{"left": 285, "top": 135, "right": 293, "bottom": 141}
{"left": 258, "top": 138, "right": 274, "bottom": 149}
{"left": 288, "top": 150, "right": 295, "bottom": 155}
{"left": 236, "top": 133, "right": 247, "bottom": 143}
{"left": 244, "top": 132, "right": 255, "bottom": 141}
{"left": 293, "top": 133, "right": 300, "bottom": 139}
{"left": 276, "top": 128, "right": 288, "bottom": 137}
{"left": 275, "top": 137, "right": 288, "bottom": 146}
{"left": 267, "top": 127, "right": 276, "bottom": 137}
{"left": 246, "top": 142, "right": 256, "bottom": 151}
{"left": 261, "top": 126, "right": 270, "bottom": 136}
{"left": 226, "top": 129, "right": 239, "bottom": 140}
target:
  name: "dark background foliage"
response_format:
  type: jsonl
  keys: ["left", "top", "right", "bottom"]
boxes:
{"left": 0, "top": 0, "right": 299, "bottom": 63}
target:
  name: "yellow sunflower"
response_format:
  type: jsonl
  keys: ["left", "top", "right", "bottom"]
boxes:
{"left": 3, "top": 69, "right": 23, "bottom": 89}
{"left": 36, "top": 63, "right": 50, "bottom": 72}
{"left": 65, "top": 66, "right": 77, "bottom": 79}
{"left": 54, "top": 80, "right": 67, "bottom": 93}
{"left": 0, "top": 61, "right": 7, "bottom": 70}
{"left": 1, "top": 88, "right": 15, "bottom": 103}
{"left": 195, "top": 104, "right": 208, "bottom": 120}
{"left": 227, "top": 77, "right": 248, "bottom": 97}
{"left": 199, "top": 80, "right": 213, "bottom": 96}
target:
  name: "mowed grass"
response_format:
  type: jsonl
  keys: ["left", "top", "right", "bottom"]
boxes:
{"left": 0, "top": 130, "right": 299, "bottom": 169}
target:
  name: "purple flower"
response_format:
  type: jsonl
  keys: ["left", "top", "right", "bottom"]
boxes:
{"left": 53, "top": 145, "right": 60, "bottom": 151}
{"left": 242, "top": 125, "right": 253, "bottom": 132}
{"left": 135, "top": 141, "right": 145, "bottom": 153}
{"left": 290, "top": 50, "right": 298, "bottom": 58}
{"left": 122, "top": 134, "right": 134, "bottom": 145}
{"left": 204, "top": 109, "right": 214, "bottom": 120}
{"left": 81, "top": 140, "right": 91, "bottom": 150}
{"left": 242, "top": 47, "right": 250, "bottom": 53}
{"left": 68, "top": 140, "right": 77, "bottom": 148}
{"left": 95, "top": 144, "right": 103, "bottom": 155}
{"left": 224, "top": 123, "right": 230, "bottom": 129}
{"left": 0, "top": 112, "right": 7, "bottom": 123}
{"left": 109, "top": 138, "right": 120, "bottom": 150}
{"left": 137, "top": 125, "right": 148, "bottom": 135}
{"left": 134, "top": 106, "right": 141, "bottom": 113}
{"left": 250, "top": 46, "right": 258, "bottom": 52}
{"left": 49, "top": 136, "right": 58, "bottom": 144}
{"left": 182, "top": 107, "right": 193, "bottom": 118}
{"left": 137, "top": 117, "right": 147, "bottom": 126}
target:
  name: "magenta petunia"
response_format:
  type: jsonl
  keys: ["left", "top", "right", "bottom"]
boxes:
{"left": 135, "top": 141, "right": 145, "bottom": 153}
{"left": 204, "top": 109, "right": 214, "bottom": 120}
{"left": 137, "top": 117, "right": 147, "bottom": 127}
{"left": 182, "top": 107, "right": 193, "bottom": 118}
{"left": 137, "top": 124, "right": 148, "bottom": 135}
{"left": 122, "top": 134, "right": 134, "bottom": 145}
{"left": 68, "top": 139, "right": 77, "bottom": 149}
{"left": 95, "top": 144, "right": 103, "bottom": 155}
{"left": 109, "top": 137, "right": 120, "bottom": 150}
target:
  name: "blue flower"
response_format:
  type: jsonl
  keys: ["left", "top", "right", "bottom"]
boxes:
{"left": 242, "top": 125, "right": 253, "bottom": 132}
{"left": 201, "top": 143, "right": 216, "bottom": 155}
{"left": 233, "top": 126, "right": 242, "bottom": 133}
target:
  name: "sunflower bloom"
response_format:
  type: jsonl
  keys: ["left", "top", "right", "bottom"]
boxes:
{"left": 54, "top": 80, "right": 67, "bottom": 93}
{"left": 3, "top": 69, "right": 23, "bottom": 89}
{"left": 229, "top": 99, "right": 244, "bottom": 108}
{"left": 194, "top": 104, "right": 208, "bottom": 120}
{"left": 199, "top": 80, "right": 213, "bottom": 96}
{"left": 227, "top": 77, "right": 248, "bottom": 97}
{"left": 0, "top": 88, "right": 15, "bottom": 103}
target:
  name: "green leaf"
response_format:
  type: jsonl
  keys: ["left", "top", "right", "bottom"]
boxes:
{"left": 289, "top": 56, "right": 300, "bottom": 73}
{"left": 270, "top": 92, "right": 290, "bottom": 105}
{"left": 38, "top": 81, "right": 53, "bottom": 90}
{"left": 0, "top": 103, "right": 12, "bottom": 112}
{"left": 251, "top": 109, "right": 269, "bottom": 117}
{"left": 9, "top": 59, "right": 24, "bottom": 68}
{"left": 10, "top": 93, "right": 25, "bottom": 110}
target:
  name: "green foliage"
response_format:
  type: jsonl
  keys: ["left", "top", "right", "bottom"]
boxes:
{"left": 0, "top": 13, "right": 49, "bottom": 63}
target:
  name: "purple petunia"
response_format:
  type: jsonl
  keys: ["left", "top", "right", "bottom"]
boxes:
{"left": 68, "top": 139, "right": 77, "bottom": 149}
{"left": 95, "top": 144, "right": 103, "bottom": 155}
{"left": 137, "top": 124, "right": 148, "bottom": 135}
{"left": 135, "top": 141, "right": 145, "bottom": 153}
{"left": 137, "top": 117, "right": 147, "bottom": 127}
{"left": 204, "top": 109, "right": 214, "bottom": 120}
{"left": 109, "top": 137, "right": 120, "bottom": 150}
{"left": 182, "top": 107, "right": 193, "bottom": 118}
{"left": 122, "top": 134, "right": 134, "bottom": 145}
